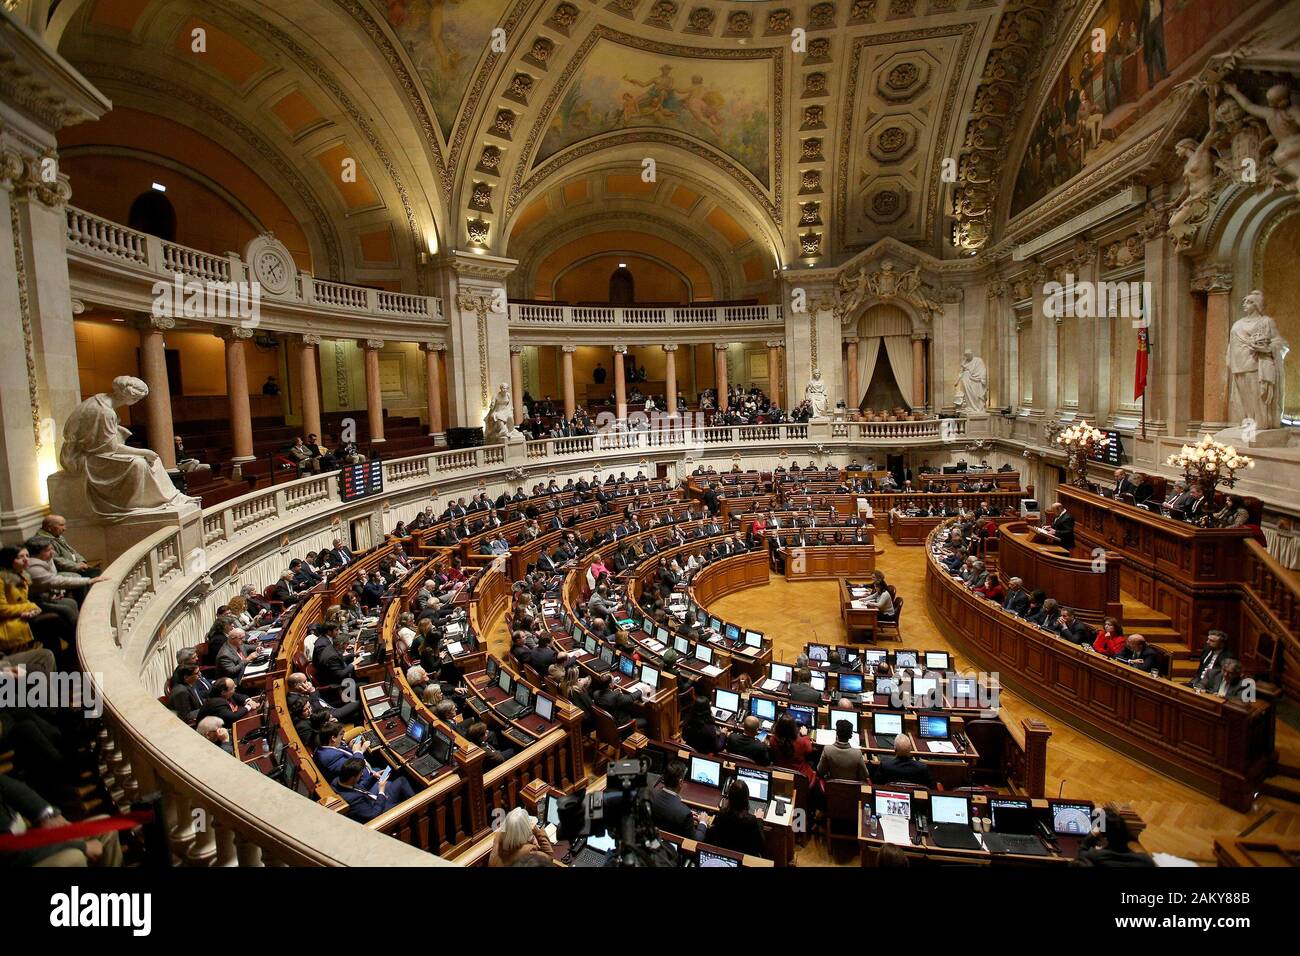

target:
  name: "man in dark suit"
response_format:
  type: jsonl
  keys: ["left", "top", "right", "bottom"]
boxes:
{"left": 1131, "top": 473, "right": 1154, "bottom": 505}
{"left": 1210, "top": 658, "right": 1249, "bottom": 701}
{"left": 289, "top": 558, "right": 321, "bottom": 589}
{"left": 1111, "top": 468, "right": 1138, "bottom": 498}
{"left": 1051, "top": 607, "right": 1094, "bottom": 646}
{"left": 1116, "top": 635, "right": 1160, "bottom": 674}
{"left": 197, "top": 677, "right": 260, "bottom": 727}
{"left": 334, "top": 758, "right": 414, "bottom": 822}
{"left": 650, "top": 760, "right": 706, "bottom": 837}
{"left": 872, "top": 735, "right": 934, "bottom": 787}
{"left": 1003, "top": 577, "right": 1031, "bottom": 616}
{"left": 787, "top": 668, "right": 822, "bottom": 704}
{"left": 725, "top": 716, "right": 773, "bottom": 766}
{"left": 1043, "top": 502, "right": 1076, "bottom": 551}
{"left": 312, "top": 627, "right": 356, "bottom": 686}
{"left": 1189, "top": 630, "right": 1229, "bottom": 691}
{"left": 327, "top": 537, "right": 355, "bottom": 566}
{"left": 167, "top": 663, "right": 208, "bottom": 721}
{"left": 1162, "top": 481, "right": 1194, "bottom": 519}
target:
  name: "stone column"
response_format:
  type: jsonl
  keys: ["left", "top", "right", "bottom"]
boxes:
{"left": 911, "top": 334, "right": 927, "bottom": 411}
{"left": 360, "top": 338, "right": 385, "bottom": 444}
{"left": 420, "top": 342, "right": 445, "bottom": 440}
{"left": 714, "top": 343, "right": 729, "bottom": 410}
{"left": 845, "top": 337, "right": 859, "bottom": 410}
{"left": 1071, "top": 241, "right": 1101, "bottom": 422}
{"left": 138, "top": 317, "right": 177, "bottom": 470}
{"left": 561, "top": 345, "right": 576, "bottom": 419}
{"left": 509, "top": 344, "right": 525, "bottom": 423}
{"left": 766, "top": 339, "right": 783, "bottom": 407}
{"left": 663, "top": 344, "right": 678, "bottom": 415}
{"left": 217, "top": 327, "right": 255, "bottom": 474}
{"left": 299, "top": 334, "right": 322, "bottom": 440}
{"left": 613, "top": 344, "right": 628, "bottom": 420}
{"left": 1192, "top": 264, "right": 1233, "bottom": 429}
{"left": 1028, "top": 262, "right": 1055, "bottom": 417}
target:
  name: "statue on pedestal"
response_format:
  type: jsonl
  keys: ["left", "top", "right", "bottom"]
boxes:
{"left": 955, "top": 350, "right": 989, "bottom": 414}
{"left": 484, "top": 382, "right": 525, "bottom": 444}
{"left": 1225, "top": 290, "right": 1290, "bottom": 432}
{"left": 58, "top": 376, "right": 196, "bottom": 518}
{"left": 804, "top": 368, "right": 830, "bottom": 420}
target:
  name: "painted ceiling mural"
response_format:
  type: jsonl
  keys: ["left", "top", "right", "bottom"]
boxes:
{"left": 380, "top": 0, "right": 513, "bottom": 139}
{"left": 1010, "top": 0, "right": 1244, "bottom": 217}
{"left": 535, "top": 39, "right": 774, "bottom": 186}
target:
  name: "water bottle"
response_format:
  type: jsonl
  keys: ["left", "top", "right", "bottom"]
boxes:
{"left": 868, "top": 813, "right": 879, "bottom": 837}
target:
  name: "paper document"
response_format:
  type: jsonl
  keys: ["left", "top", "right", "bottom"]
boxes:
{"left": 814, "top": 728, "right": 838, "bottom": 747}
{"left": 700, "top": 665, "right": 723, "bottom": 677}
{"left": 880, "top": 815, "right": 912, "bottom": 846}
{"left": 926, "top": 740, "right": 959, "bottom": 755}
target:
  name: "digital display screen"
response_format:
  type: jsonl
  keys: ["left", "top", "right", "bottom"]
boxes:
{"left": 1089, "top": 429, "right": 1126, "bottom": 466}
{"left": 339, "top": 460, "right": 384, "bottom": 502}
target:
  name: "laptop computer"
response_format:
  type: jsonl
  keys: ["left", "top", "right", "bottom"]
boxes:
{"left": 497, "top": 683, "right": 534, "bottom": 720}
{"left": 927, "top": 794, "right": 982, "bottom": 851}
{"left": 983, "top": 798, "right": 1049, "bottom": 856}
{"left": 712, "top": 688, "right": 740, "bottom": 724}
{"left": 409, "top": 728, "right": 454, "bottom": 778}
{"left": 387, "top": 716, "right": 428, "bottom": 756}
{"left": 734, "top": 766, "right": 773, "bottom": 815}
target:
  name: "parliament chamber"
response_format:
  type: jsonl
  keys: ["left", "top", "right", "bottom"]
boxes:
{"left": 2, "top": 0, "right": 1300, "bottom": 923}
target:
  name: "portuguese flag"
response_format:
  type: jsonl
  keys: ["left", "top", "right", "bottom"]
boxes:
{"left": 1134, "top": 326, "right": 1149, "bottom": 401}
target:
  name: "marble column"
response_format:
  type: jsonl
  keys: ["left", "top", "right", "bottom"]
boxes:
{"left": 217, "top": 327, "right": 255, "bottom": 473}
{"left": 509, "top": 344, "right": 525, "bottom": 423}
{"left": 663, "top": 344, "right": 678, "bottom": 415}
{"left": 561, "top": 345, "right": 576, "bottom": 419}
{"left": 714, "top": 344, "right": 729, "bottom": 410}
{"left": 360, "top": 338, "right": 385, "bottom": 444}
{"left": 1072, "top": 242, "right": 1101, "bottom": 422}
{"left": 299, "top": 334, "right": 322, "bottom": 440}
{"left": 613, "top": 345, "right": 628, "bottom": 420}
{"left": 845, "top": 337, "right": 859, "bottom": 410}
{"left": 1192, "top": 264, "right": 1233, "bottom": 429}
{"left": 421, "top": 342, "right": 445, "bottom": 440}
{"left": 766, "top": 340, "right": 782, "bottom": 407}
{"left": 138, "top": 317, "right": 177, "bottom": 470}
{"left": 911, "top": 334, "right": 927, "bottom": 411}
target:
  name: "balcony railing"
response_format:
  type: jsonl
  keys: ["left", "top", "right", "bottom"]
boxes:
{"left": 65, "top": 206, "right": 444, "bottom": 325}
{"left": 508, "top": 302, "right": 783, "bottom": 328}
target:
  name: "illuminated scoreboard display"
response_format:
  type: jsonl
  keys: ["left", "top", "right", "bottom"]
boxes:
{"left": 339, "top": 460, "right": 383, "bottom": 502}
{"left": 1089, "top": 429, "right": 1126, "bottom": 466}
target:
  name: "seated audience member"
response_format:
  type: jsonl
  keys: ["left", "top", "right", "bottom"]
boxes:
{"left": 1189, "top": 630, "right": 1229, "bottom": 692}
{"left": 24, "top": 537, "right": 101, "bottom": 613}
{"left": 817, "top": 719, "right": 870, "bottom": 782}
{"left": 0, "top": 774, "right": 124, "bottom": 867}
{"left": 286, "top": 436, "right": 321, "bottom": 474}
{"left": 1210, "top": 658, "right": 1249, "bottom": 701}
{"left": 681, "top": 695, "right": 724, "bottom": 753}
{"left": 215, "top": 628, "right": 261, "bottom": 685}
{"left": 650, "top": 759, "right": 707, "bottom": 839}
{"left": 1026, "top": 596, "right": 1056, "bottom": 627}
{"left": 592, "top": 672, "right": 646, "bottom": 730}
{"left": 197, "top": 715, "right": 234, "bottom": 755}
{"left": 1116, "top": 634, "right": 1159, "bottom": 673}
{"left": 1092, "top": 617, "right": 1126, "bottom": 657}
{"left": 197, "top": 677, "right": 260, "bottom": 727}
{"left": 1076, "top": 805, "right": 1155, "bottom": 867}
{"left": 167, "top": 663, "right": 207, "bottom": 722}
{"left": 1051, "top": 607, "right": 1094, "bottom": 646}
{"left": 30, "top": 515, "right": 101, "bottom": 578}
{"left": 703, "top": 781, "right": 767, "bottom": 858}
{"left": 1213, "top": 494, "right": 1251, "bottom": 528}
{"left": 725, "top": 715, "right": 773, "bottom": 766}
{"left": 1002, "top": 576, "right": 1030, "bottom": 616}
{"left": 767, "top": 713, "right": 816, "bottom": 787}
{"left": 464, "top": 721, "right": 510, "bottom": 769}
{"left": 872, "top": 735, "right": 934, "bottom": 787}
{"left": 271, "top": 570, "right": 303, "bottom": 606}
{"left": 0, "top": 546, "right": 57, "bottom": 658}
{"left": 490, "top": 807, "right": 554, "bottom": 867}
{"left": 787, "top": 667, "right": 822, "bottom": 704}
{"left": 333, "top": 757, "right": 414, "bottom": 822}
{"left": 287, "top": 671, "right": 360, "bottom": 724}
{"left": 974, "top": 569, "right": 1006, "bottom": 603}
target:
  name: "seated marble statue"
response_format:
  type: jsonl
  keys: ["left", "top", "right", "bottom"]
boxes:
{"left": 483, "top": 382, "right": 524, "bottom": 444}
{"left": 58, "top": 376, "right": 196, "bottom": 518}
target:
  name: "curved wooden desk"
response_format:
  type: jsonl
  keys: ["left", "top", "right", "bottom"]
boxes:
{"left": 997, "top": 521, "right": 1123, "bottom": 625}
{"left": 926, "top": 522, "right": 1276, "bottom": 811}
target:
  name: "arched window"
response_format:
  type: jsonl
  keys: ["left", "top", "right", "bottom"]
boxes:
{"left": 609, "top": 266, "right": 635, "bottom": 305}
{"left": 128, "top": 190, "right": 177, "bottom": 242}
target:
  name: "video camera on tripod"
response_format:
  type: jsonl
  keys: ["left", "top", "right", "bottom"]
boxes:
{"left": 556, "top": 757, "right": 678, "bottom": 868}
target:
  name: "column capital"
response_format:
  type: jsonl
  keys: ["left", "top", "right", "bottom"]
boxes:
{"left": 843, "top": 336, "right": 859, "bottom": 345}
{"left": 420, "top": 340, "right": 446, "bottom": 353}
{"left": 662, "top": 343, "right": 679, "bottom": 352}
{"left": 765, "top": 339, "right": 784, "bottom": 349}
{"left": 714, "top": 342, "right": 729, "bottom": 352}
{"left": 612, "top": 344, "right": 628, "bottom": 354}
{"left": 911, "top": 332, "right": 929, "bottom": 342}
{"left": 509, "top": 343, "right": 525, "bottom": 354}
{"left": 561, "top": 343, "right": 578, "bottom": 353}
{"left": 142, "top": 314, "right": 175, "bottom": 332}
{"left": 301, "top": 333, "right": 322, "bottom": 347}
{"left": 215, "top": 325, "right": 255, "bottom": 341}
{"left": 359, "top": 338, "right": 385, "bottom": 351}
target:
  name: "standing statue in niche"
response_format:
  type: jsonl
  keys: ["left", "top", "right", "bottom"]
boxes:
{"left": 1225, "top": 290, "right": 1290, "bottom": 432}
{"left": 484, "top": 382, "right": 525, "bottom": 444}
{"left": 955, "top": 350, "right": 989, "bottom": 414}
{"left": 804, "top": 368, "right": 830, "bottom": 419}
{"left": 58, "top": 376, "right": 197, "bottom": 518}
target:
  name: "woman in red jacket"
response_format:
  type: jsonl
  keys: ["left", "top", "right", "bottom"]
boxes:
{"left": 1093, "top": 616, "right": 1126, "bottom": 656}
{"left": 974, "top": 569, "right": 1007, "bottom": 603}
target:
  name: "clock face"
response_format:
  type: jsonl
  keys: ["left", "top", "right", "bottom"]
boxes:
{"left": 257, "top": 251, "right": 287, "bottom": 287}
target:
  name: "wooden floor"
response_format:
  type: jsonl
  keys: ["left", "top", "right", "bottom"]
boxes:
{"left": 489, "top": 538, "right": 1300, "bottom": 866}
